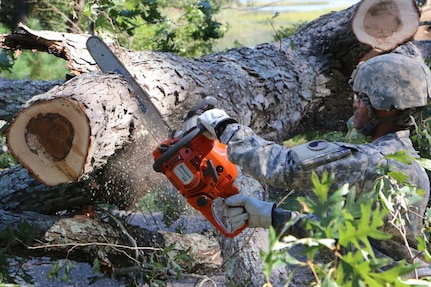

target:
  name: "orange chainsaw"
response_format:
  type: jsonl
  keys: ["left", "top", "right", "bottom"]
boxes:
{"left": 152, "top": 97, "right": 247, "bottom": 237}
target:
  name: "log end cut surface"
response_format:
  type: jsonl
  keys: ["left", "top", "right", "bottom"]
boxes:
{"left": 352, "top": 0, "right": 419, "bottom": 51}
{"left": 7, "top": 98, "right": 91, "bottom": 185}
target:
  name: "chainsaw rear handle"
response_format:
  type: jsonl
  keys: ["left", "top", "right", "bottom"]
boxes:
{"left": 153, "top": 124, "right": 206, "bottom": 172}
{"left": 188, "top": 194, "right": 248, "bottom": 238}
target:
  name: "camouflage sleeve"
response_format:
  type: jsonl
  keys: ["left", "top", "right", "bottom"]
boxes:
{"left": 219, "top": 123, "right": 359, "bottom": 190}
{"left": 220, "top": 123, "right": 300, "bottom": 188}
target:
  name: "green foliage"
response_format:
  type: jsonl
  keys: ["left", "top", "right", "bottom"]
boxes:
{"left": 0, "top": 19, "right": 69, "bottom": 80}
{"left": 262, "top": 169, "right": 431, "bottom": 286}
{"left": 272, "top": 21, "right": 307, "bottom": 42}
{"left": 83, "top": 0, "right": 227, "bottom": 57}
{"left": 171, "top": 1, "right": 228, "bottom": 56}
{"left": 0, "top": 50, "right": 15, "bottom": 73}
{"left": 0, "top": 25, "right": 15, "bottom": 74}
{"left": 1, "top": 0, "right": 228, "bottom": 80}
{"left": 158, "top": 0, "right": 228, "bottom": 9}
{"left": 27, "top": 0, "right": 73, "bottom": 32}
{"left": 0, "top": 136, "right": 17, "bottom": 169}
{"left": 411, "top": 105, "right": 431, "bottom": 161}
{"left": 0, "top": 222, "right": 35, "bottom": 285}
{"left": 0, "top": 50, "right": 69, "bottom": 80}
{"left": 47, "top": 260, "right": 77, "bottom": 283}
{"left": 0, "top": 255, "right": 34, "bottom": 286}
{"left": 83, "top": 0, "right": 164, "bottom": 37}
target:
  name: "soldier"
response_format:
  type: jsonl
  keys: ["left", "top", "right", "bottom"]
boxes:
{"left": 198, "top": 53, "right": 431, "bottom": 276}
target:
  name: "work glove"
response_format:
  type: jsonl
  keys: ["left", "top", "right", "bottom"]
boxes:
{"left": 224, "top": 194, "right": 275, "bottom": 230}
{"left": 197, "top": 109, "right": 237, "bottom": 138}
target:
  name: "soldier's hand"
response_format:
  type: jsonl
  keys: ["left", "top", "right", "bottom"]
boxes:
{"left": 224, "top": 194, "right": 274, "bottom": 230}
{"left": 197, "top": 109, "right": 236, "bottom": 138}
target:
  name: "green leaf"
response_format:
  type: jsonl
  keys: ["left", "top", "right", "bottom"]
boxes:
{"left": 92, "top": 258, "right": 100, "bottom": 273}
{"left": 371, "top": 260, "right": 417, "bottom": 282}
{"left": 388, "top": 171, "right": 410, "bottom": 185}
{"left": 384, "top": 150, "right": 414, "bottom": 164}
{"left": 338, "top": 203, "right": 391, "bottom": 255}
{"left": 310, "top": 171, "right": 334, "bottom": 204}
{"left": 417, "top": 235, "right": 431, "bottom": 262}
{"left": 338, "top": 252, "right": 411, "bottom": 286}
{"left": 46, "top": 261, "right": 62, "bottom": 281}
{"left": 415, "top": 157, "right": 431, "bottom": 171}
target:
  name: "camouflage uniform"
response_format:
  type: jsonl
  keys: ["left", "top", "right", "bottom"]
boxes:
{"left": 219, "top": 122, "right": 430, "bottom": 273}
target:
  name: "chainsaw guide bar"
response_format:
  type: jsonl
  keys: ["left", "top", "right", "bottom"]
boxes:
{"left": 86, "top": 36, "right": 171, "bottom": 142}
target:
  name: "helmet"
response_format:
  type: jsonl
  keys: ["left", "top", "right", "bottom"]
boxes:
{"left": 352, "top": 53, "right": 431, "bottom": 111}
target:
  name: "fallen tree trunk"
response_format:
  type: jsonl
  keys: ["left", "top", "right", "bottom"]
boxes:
{"left": 2, "top": 4, "right": 431, "bottom": 215}
{"left": 0, "top": 165, "right": 94, "bottom": 213}
{"left": 0, "top": 208, "right": 222, "bottom": 276}
{"left": 0, "top": 78, "right": 61, "bottom": 124}
{"left": 3, "top": 8, "right": 365, "bottom": 140}
{"left": 3, "top": 8, "right": 431, "bottom": 141}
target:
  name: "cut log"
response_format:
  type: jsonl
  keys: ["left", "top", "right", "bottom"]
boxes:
{"left": 8, "top": 97, "right": 90, "bottom": 184}
{"left": 352, "top": 0, "right": 420, "bottom": 51}
{"left": 7, "top": 72, "right": 140, "bottom": 186}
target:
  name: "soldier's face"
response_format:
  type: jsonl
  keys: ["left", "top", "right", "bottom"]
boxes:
{"left": 353, "top": 93, "right": 372, "bottom": 130}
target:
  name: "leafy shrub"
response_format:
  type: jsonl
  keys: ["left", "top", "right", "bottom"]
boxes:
{"left": 262, "top": 166, "right": 431, "bottom": 286}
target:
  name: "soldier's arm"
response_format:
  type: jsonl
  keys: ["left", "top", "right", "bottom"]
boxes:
{"left": 272, "top": 208, "right": 316, "bottom": 238}
{"left": 220, "top": 123, "right": 353, "bottom": 189}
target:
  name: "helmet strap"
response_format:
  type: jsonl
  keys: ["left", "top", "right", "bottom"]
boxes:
{"left": 357, "top": 103, "right": 379, "bottom": 136}
{"left": 358, "top": 118, "right": 380, "bottom": 136}
{"left": 358, "top": 109, "right": 412, "bottom": 136}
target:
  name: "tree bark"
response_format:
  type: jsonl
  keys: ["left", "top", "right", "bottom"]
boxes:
{"left": 2, "top": 8, "right": 364, "bottom": 140}
{"left": 0, "top": 208, "right": 222, "bottom": 276}
{"left": 0, "top": 165, "right": 94, "bottom": 213}
{"left": 0, "top": 78, "right": 61, "bottom": 124}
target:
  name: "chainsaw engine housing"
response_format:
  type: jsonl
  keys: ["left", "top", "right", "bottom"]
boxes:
{"left": 153, "top": 126, "right": 245, "bottom": 237}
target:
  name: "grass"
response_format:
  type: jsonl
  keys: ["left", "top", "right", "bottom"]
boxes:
{"left": 162, "top": 2, "right": 353, "bottom": 52}
{"left": 211, "top": 3, "right": 352, "bottom": 52}
{"left": 213, "top": 8, "right": 323, "bottom": 51}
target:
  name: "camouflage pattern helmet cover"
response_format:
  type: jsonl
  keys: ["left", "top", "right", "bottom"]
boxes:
{"left": 352, "top": 53, "right": 431, "bottom": 110}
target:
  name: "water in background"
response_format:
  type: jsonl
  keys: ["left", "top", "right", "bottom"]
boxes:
{"left": 241, "top": 0, "right": 360, "bottom": 12}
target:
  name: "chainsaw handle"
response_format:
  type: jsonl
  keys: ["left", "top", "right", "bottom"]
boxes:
{"left": 184, "top": 96, "right": 217, "bottom": 122}
{"left": 188, "top": 195, "right": 247, "bottom": 238}
{"left": 153, "top": 124, "right": 206, "bottom": 172}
